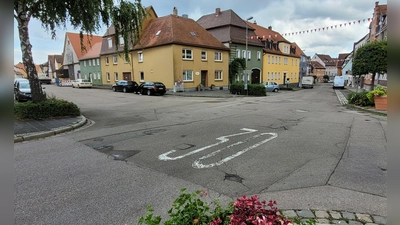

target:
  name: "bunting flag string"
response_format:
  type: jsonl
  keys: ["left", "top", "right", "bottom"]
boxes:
{"left": 247, "top": 17, "right": 371, "bottom": 39}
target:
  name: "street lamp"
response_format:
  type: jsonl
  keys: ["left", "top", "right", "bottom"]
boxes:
{"left": 245, "top": 16, "right": 253, "bottom": 70}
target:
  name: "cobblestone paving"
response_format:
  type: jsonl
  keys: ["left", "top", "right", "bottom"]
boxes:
{"left": 335, "top": 90, "right": 348, "bottom": 105}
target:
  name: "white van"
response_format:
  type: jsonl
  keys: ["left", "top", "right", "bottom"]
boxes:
{"left": 300, "top": 76, "right": 314, "bottom": 88}
{"left": 333, "top": 76, "right": 344, "bottom": 89}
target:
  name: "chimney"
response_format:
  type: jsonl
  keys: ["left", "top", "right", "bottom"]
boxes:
{"left": 216, "top": 8, "right": 221, "bottom": 15}
{"left": 173, "top": 7, "right": 178, "bottom": 16}
{"left": 375, "top": 1, "right": 379, "bottom": 7}
{"left": 253, "top": 20, "right": 257, "bottom": 25}
{"left": 268, "top": 26, "right": 272, "bottom": 29}
{"left": 182, "top": 14, "right": 188, "bottom": 18}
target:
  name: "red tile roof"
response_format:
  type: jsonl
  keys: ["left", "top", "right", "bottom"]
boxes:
{"left": 80, "top": 42, "right": 103, "bottom": 60}
{"left": 65, "top": 32, "right": 103, "bottom": 59}
{"left": 136, "top": 15, "right": 229, "bottom": 51}
{"left": 311, "top": 61, "right": 325, "bottom": 69}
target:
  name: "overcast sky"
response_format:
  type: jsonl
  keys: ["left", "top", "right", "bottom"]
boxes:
{"left": 14, "top": 0, "right": 387, "bottom": 65}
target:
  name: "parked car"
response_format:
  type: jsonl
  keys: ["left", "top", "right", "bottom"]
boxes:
{"left": 332, "top": 76, "right": 344, "bottom": 89}
{"left": 137, "top": 82, "right": 166, "bottom": 96}
{"left": 14, "top": 78, "right": 28, "bottom": 89}
{"left": 112, "top": 80, "right": 139, "bottom": 93}
{"left": 72, "top": 79, "right": 92, "bottom": 88}
{"left": 263, "top": 82, "right": 280, "bottom": 92}
{"left": 14, "top": 79, "right": 46, "bottom": 102}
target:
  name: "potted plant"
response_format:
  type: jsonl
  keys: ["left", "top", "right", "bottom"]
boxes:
{"left": 197, "top": 83, "right": 203, "bottom": 91}
{"left": 210, "top": 84, "right": 215, "bottom": 90}
{"left": 366, "top": 84, "right": 387, "bottom": 110}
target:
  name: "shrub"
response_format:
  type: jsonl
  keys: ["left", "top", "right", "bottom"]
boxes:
{"left": 138, "top": 188, "right": 301, "bottom": 225}
{"left": 347, "top": 90, "right": 374, "bottom": 107}
{"left": 14, "top": 98, "right": 80, "bottom": 120}
{"left": 230, "top": 82, "right": 266, "bottom": 96}
{"left": 366, "top": 84, "right": 387, "bottom": 103}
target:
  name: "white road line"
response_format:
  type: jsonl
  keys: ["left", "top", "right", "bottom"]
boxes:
{"left": 192, "top": 132, "right": 278, "bottom": 169}
{"left": 158, "top": 128, "right": 258, "bottom": 161}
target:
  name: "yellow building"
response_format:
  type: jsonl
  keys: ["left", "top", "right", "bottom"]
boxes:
{"left": 130, "top": 10, "right": 230, "bottom": 90}
{"left": 247, "top": 22, "right": 301, "bottom": 85}
{"left": 99, "top": 6, "right": 158, "bottom": 86}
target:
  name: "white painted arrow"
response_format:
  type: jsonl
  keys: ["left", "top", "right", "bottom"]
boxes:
{"left": 158, "top": 128, "right": 258, "bottom": 161}
{"left": 192, "top": 132, "right": 278, "bottom": 169}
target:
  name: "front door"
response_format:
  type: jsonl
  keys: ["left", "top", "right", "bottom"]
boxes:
{"left": 201, "top": 71, "right": 207, "bottom": 87}
{"left": 251, "top": 69, "right": 260, "bottom": 84}
{"left": 123, "top": 72, "right": 132, "bottom": 81}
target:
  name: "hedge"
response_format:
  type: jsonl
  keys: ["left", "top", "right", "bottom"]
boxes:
{"left": 14, "top": 99, "right": 81, "bottom": 120}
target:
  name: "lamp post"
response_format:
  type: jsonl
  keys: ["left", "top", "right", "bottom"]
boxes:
{"left": 245, "top": 16, "right": 253, "bottom": 70}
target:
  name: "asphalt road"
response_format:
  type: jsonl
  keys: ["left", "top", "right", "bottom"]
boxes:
{"left": 14, "top": 83, "right": 387, "bottom": 224}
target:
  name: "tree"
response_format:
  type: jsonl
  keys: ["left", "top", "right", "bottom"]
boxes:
{"left": 352, "top": 40, "right": 387, "bottom": 91}
{"left": 14, "top": 0, "right": 146, "bottom": 102}
{"left": 229, "top": 58, "right": 245, "bottom": 85}
{"left": 323, "top": 75, "right": 329, "bottom": 82}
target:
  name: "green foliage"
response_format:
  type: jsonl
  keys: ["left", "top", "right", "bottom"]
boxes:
{"left": 14, "top": 98, "right": 80, "bottom": 120}
{"left": 229, "top": 58, "right": 246, "bottom": 85}
{"left": 323, "top": 75, "right": 329, "bottom": 82}
{"left": 352, "top": 40, "right": 387, "bottom": 89}
{"left": 347, "top": 90, "right": 374, "bottom": 106}
{"left": 229, "top": 82, "right": 266, "bottom": 96}
{"left": 366, "top": 84, "right": 387, "bottom": 103}
{"left": 138, "top": 188, "right": 233, "bottom": 225}
{"left": 312, "top": 75, "right": 317, "bottom": 83}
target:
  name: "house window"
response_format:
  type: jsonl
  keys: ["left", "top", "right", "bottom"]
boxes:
{"left": 114, "top": 72, "right": 118, "bottom": 81}
{"left": 247, "top": 51, "right": 251, "bottom": 60}
{"left": 89, "top": 60, "right": 92, "bottom": 66}
{"left": 140, "top": 71, "right": 144, "bottom": 81}
{"left": 236, "top": 49, "right": 240, "bottom": 58}
{"left": 92, "top": 59, "right": 96, "bottom": 66}
{"left": 268, "top": 72, "right": 270, "bottom": 80}
{"left": 84, "top": 61, "right": 86, "bottom": 67}
{"left": 182, "top": 70, "right": 193, "bottom": 81}
{"left": 284, "top": 58, "right": 288, "bottom": 65}
{"left": 138, "top": 52, "right": 143, "bottom": 62}
{"left": 278, "top": 57, "right": 281, "bottom": 64}
{"left": 97, "top": 72, "right": 100, "bottom": 80}
{"left": 96, "top": 58, "right": 100, "bottom": 65}
{"left": 108, "top": 38, "right": 112, "bottom": 49}
{"left": 257, "top": 51, "right": 261, "bottom": 61}
{"left": 201, "top": 50, "right": 207, "bottom": 60}
{"left": 119, "top": 35, "right": 124, "bottom": 46}
{"left": 268, "top": 55, "right": 270, "bottom": 64}
{"left": 182, "top": 49, "right": 192, "bottom": 60}
{"left": 214, "top": 52, "right": 222, "bottom": 61}
{"left": 106, "top": 72, "right": 110, "bottom": 81}
{"left": 105, "top": 56, "right": 109, "bottom": 65}
{"left": 214, "top": 70, "right": 222, "bottom": 80}
{"left": 113, "top": 54, "right": 118, "bottom": 64}
{"left": 272, "top": 56, "right": 274, "bottom": 64}
{"left": 292, "top": 59, "right": 294, "bottom": 66}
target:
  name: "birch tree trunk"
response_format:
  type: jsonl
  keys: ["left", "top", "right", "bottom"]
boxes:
{"left": 15, "top": 6, "right": 46, "bottom": 102}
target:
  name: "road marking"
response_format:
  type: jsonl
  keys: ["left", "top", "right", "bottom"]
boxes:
{"left": 192, "top": 132, "right": 277, "bottom": 169}
{"left": 158, "top": 128, "right": 257, "bottom": 161}
{"left": 158, "top": 128, "right": 278, "bottom": 169}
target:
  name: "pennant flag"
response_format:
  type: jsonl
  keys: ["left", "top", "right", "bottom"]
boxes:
{"left": 358, "top": 20, "right": 361, "bottom": 23}
{"left": 368, "top": 18, "right": 371, "bottom": 21}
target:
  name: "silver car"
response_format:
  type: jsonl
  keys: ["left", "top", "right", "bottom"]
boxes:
{"left": 263, "top": 82, "right": 280, "bottom": 92}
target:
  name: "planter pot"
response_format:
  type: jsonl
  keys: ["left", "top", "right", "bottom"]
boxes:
{"left": 374, "top": 95, "right": 387, "bottom": 110}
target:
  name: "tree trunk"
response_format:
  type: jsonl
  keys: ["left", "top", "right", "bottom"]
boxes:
{"left": 15, "top": 10, "right": 46, "bottom": 102}
{"left": 370, "top": 73, "right": 376, "bottom": 91}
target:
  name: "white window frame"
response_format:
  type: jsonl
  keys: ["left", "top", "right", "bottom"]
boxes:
{"left": 247, "top": 51, "right": 251, "bottom": 60}
{"left": 84, "top": 61, "right": 86, "bottom": 67}
{"left": 236, "top": 49, "right": 241, "bottom": 58}
{"left": 96, "top": 58, "right": 100, "bottom": 65}
{"left": 272, "top": 56, "right": 274, "bottom": 64}
{"left": 214, "top": 52, "right": 222, "bottom": 61}
{"left": 107, "top": 38, "right": 112, "bottom": 49}
{"left": 182, "top": 70, "right": 193, "bottom": 81}
{"left": 89, "top": 60, "right": 92, "bottom": 66}
{"left": 138, "top": 52, "right": 143, "bottom": 62}
{"left": 114, "top": 72, "right": 118, "bottom": 81}
{"left": 106, "top": 72, "right": 110, "bottom": 81}
{"left": 92, "top": 59, "right": 96, "bottom": 66}
{"left": 268, "top": 55, "right": 270, "bottom": 64}
{"left": 119, "top": 35, "right": 124, "bottom": 46}
{"left": 214, "top": 70, "right": 223, "bottom": 80}
{"left": 201, "top": 50, "right": 207, "bottom": 61}
{"left": 140, "top": 71, "right": 144, "bottom": 82}
{"left": 182, "top": 49, "right": 193, "bottom": 60}
{"left": 105, "top": 56, "right": 109, "bottom": 65}
{"left": 257, "top": 51, "right": 261, "bottom": 61}
{"left": 242, "top": 50, "right": 246, "bottom": 59}
{"left": 113, "top": 54, "right": 118, "bottom": 64}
